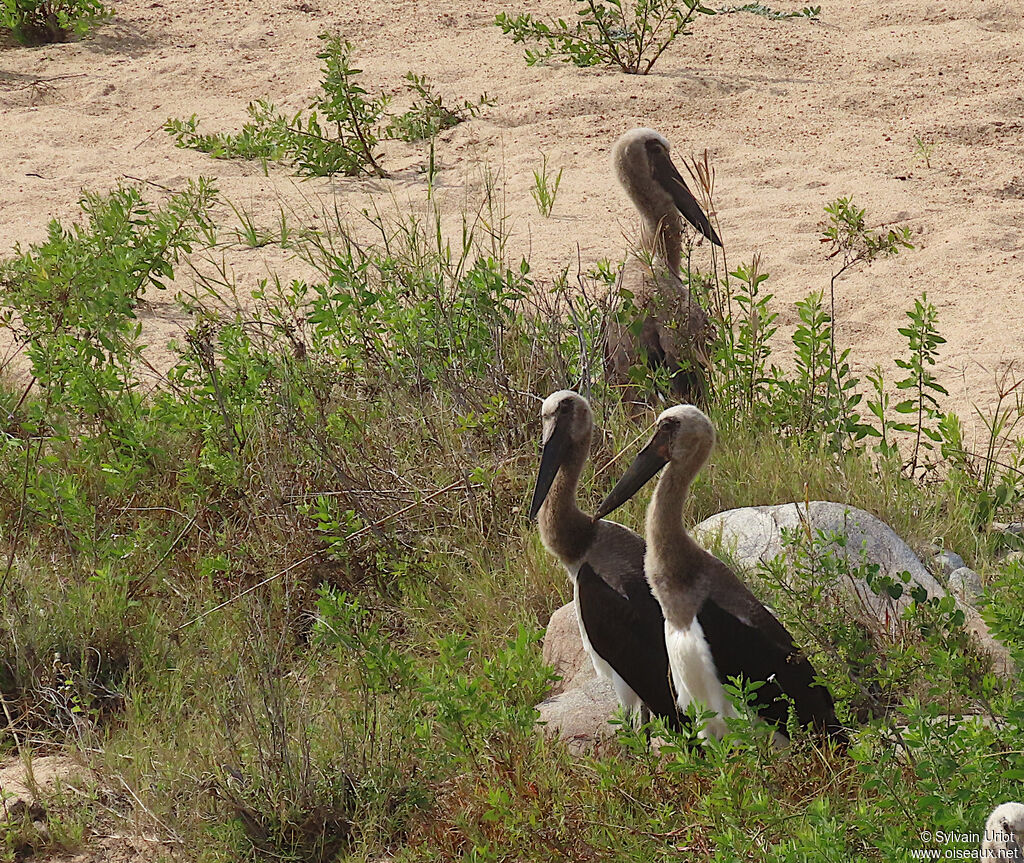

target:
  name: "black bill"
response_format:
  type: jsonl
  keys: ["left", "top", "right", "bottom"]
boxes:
{"left": 593, "top": 426, "right": 673, "bottom": 520}
{"left": 529, "top": 417, "right": 570, "bottom": 520}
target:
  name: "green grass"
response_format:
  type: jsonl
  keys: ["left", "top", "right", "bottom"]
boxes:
{"left": 0, "top": 175, "right": 1021, "bottom": 862}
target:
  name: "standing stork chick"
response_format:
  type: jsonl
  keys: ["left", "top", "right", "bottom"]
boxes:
{"left": 595, "top": 405, "right": 847, "bottom": 744}
{"left": 605, "top": 128, "right": 721, "bottom": 410}
{"left": 529, "top": 390, "right": 681, "bottom": 729}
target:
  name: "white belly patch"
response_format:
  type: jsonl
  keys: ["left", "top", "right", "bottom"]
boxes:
{"left": 665, "top": 619, "right": 734, "bottom": 740}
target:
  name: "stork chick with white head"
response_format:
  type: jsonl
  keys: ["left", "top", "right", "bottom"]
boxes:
{"left": 530, "top": 390, "right": 682, "bottom": 729}
{"left": 595, "top": 405, "right": 847, "bottom": 744}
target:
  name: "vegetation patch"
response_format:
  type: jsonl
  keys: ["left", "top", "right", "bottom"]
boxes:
{"left": 496, "top": 0, "right": 716, "bottom": 75}
{"left": 1, "top": 0, "right": 109, "bottom": 46}
{"left": 0, "top": 169, "right": 1021, "bottom": 861}
{"left": 165, "top": 35, "right": 493, "bottom": 178}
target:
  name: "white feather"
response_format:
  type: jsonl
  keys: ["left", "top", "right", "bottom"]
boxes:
{"left": 665, "top": 619, "right": 734, "bottom": 740}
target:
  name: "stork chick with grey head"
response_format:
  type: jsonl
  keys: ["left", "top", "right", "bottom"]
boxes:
{"left": 604, "top": 128, "right": 721, "bottom": 410}
{"left": 595, "top": 405, "right": 847, "bottom": 744}
{"left": 530, "top": 390, "right": 682, "bottom": 729}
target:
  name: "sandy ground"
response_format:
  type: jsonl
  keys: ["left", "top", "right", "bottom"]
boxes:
{"left": 1, "top": 0, "right": 1023, "bottom": 442}
{"left": 1, "top": 752, "right": 172, "bottom": 862}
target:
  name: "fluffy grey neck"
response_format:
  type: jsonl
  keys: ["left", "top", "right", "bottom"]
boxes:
{"left": 537, "top": 436, "right": 594, "bottom": 565}
{"left": 644, "top": 458, "right": 704, "bottom": 628}
{"left": 639, "top": 210, "right": 683, "bottom": 277}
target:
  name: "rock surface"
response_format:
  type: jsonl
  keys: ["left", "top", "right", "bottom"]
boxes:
{"left": 535, "top": 672, "right": 621, "bottom": 755}
{"left": 694, "top": 502, "right": 1013, "bottom": 677}
{"left": 541, "top": 602, "right": 596, "bottom": 696}
{"left": 934, "top": 549, "right": 966, "bottom": 576}
{"left": 537, "top": 602, "right": 623, "bottom": 752}
{"left": 947, "top": 567, "right": 984, "bottom": 605}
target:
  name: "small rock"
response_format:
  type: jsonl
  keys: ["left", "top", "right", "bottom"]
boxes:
{"left": 947, "top": 567, "right": 984, "bottom": 604}
{"left": 1001, "top": 551, "right": 1024, "bottom": 566}
{"left": 934, "top": 549, "right": 965, "bottom": 576}
{"left": 542, "top": 602, "right": 596, "bottom": 695}
{"left": 538, "top": 603, "right": 622, "bottom": 751}
{"left": 535, "top": 674, "right": 620, "bottom": 755}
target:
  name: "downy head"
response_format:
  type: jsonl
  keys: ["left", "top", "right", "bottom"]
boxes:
{"left": 612, "top": 128, "right": 722, "bottom": 258}
{"left": 529, "top": 391, "right": 594, "bottom": 520}
{"left": 594, "top": 404, "right": 715, "bottom": 520}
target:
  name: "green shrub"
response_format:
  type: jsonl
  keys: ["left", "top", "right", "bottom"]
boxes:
{"left": 167, "top": 36, "right": 493, "bottom": 178}
{"left": 385, "top": 72, "right": 494, "bottom": 143}
{"left": 496, "top": 0, "right": 714, "bottom": 74}
{"left": 1, "top": 0, "right": 108, "bottom": 45}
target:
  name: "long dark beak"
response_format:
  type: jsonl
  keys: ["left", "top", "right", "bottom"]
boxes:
{"left": 593, "top": 428, "right": 672, "bottom": 520}
{"left": 529, "top": 418, "right": 570, "bottom": 520}
{"left": 650, "top": 147, "right": 722, "bottom": 247}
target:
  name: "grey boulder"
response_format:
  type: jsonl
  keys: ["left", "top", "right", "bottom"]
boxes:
{"left": 695, "top": 501, "right": 1013, "bottom": 676}
{"left": 947, "top": 567, "right": 984, "bottom": 605}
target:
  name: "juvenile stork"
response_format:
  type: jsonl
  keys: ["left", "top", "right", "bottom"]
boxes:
{"left": 595, "top": 405, "right": 847, "bottom": 744}
{"left": 982, "top": 802, "right": 1024, "bottom": 861}
{"left": 529, "top": 390, "right": 680, "bottom": 728}
{"left": 604, "top": 128, "right": 722, "bottom": 410}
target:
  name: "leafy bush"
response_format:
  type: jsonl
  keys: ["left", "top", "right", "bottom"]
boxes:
{"left": 0, "top": 180, "right": 216, "bottom": 453}
{"left": 166, "top": 36, "right": 390, "bottom": 178}
{"left": 1, "top": 0, "right": 108, "bottom": 46}
{"left": 385, "top": 72, "right": 494, "bottom": 143}
{"left": 167, "top": 36, "right": 492, "bottom": 177}
{"left": 496, "top": 0, "right": 715, "bottom": 75}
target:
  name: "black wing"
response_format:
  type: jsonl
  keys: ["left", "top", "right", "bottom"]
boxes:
{"left": 699, "top": 556, "right": 846, "bottom": 743}
{"left": 576, "top": 561, "right": 683, "bottom": 730}
{"left": 648, "top": 144, "right": 723, "bottom": 247}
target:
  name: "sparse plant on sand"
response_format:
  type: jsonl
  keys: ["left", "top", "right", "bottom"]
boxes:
{"left": 819, "top": 196, "right": 913, "bottom": 437}
{"left": 227, "top": 199, "right": 273, "bottom": 249}
{"left": 530, "top": 153, "right": 564, "bottom": 217}
{"left": 166, "top": 35, "right": 390, "bottom": 178}
{"left": 386, "top": 72, "right": 494, "bottom": 143}
{"left": 914, "top": 134, "right": 936, "bottom": 169}
{"left": 495, "top": 0, "right": 714, "bottom": 75}
{"left": 166, "top": 37, "right": 493, "bottom": 178}
{"left": 717, "top": 3, "right": 821, "bottom": 20}
{"left": 893, "top": 294, "right": 947, "bottom": 477}
{"left": 1, "top": 0, "right": 109, "bottom": 45}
